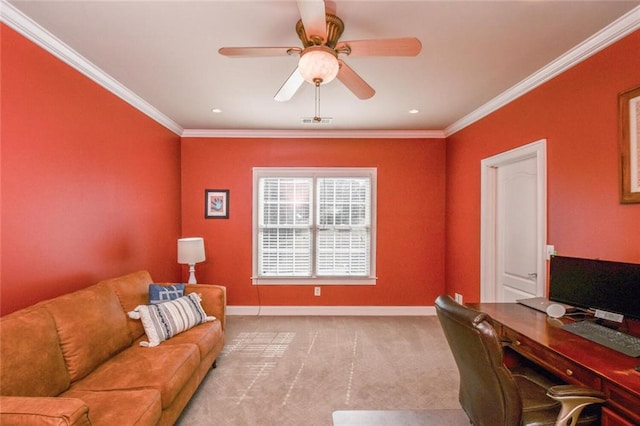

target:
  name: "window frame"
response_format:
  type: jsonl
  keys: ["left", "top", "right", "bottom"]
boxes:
{"left": 252, "top": 167, "right": 377, "bottom": 285}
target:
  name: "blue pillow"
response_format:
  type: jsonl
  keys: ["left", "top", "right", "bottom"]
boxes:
{"left": 148, "top": 284, "right": 185, "bottom": 305}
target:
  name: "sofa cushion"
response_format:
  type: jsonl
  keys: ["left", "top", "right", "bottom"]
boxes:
{"left": 0, "top": 307, "right": 71, "bottom": 397}
{"left": 149, "top": 283, "right": 185, "bottom": 304}
{"left": 45, "top": 283, "right": 132, "bottom": 382}
{"left": 62, "top": 389, "right": 162, "bottom": 426}
{"left": 128, "top": 293, "right": 216, "bottom": 347}
{"left": 102, "top": 270, "right": 154, "bottom": 341}
{"left": 69, "top": 343, "right": 200, "bottom": 409}
{"left": 153, "top": 320, "right": 223, "bottom": 359}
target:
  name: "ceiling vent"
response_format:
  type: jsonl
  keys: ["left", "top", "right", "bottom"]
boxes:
{"left": 301, "top": 117, "right": 333, "bottom": 124}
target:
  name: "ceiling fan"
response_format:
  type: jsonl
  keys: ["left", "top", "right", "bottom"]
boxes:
{"left": 218, "top": 0, "right": 422, "bottom": 103}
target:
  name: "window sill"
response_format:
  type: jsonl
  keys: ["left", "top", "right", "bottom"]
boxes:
{"left": 252, "top": 277, "right": 377, "bottom": 285}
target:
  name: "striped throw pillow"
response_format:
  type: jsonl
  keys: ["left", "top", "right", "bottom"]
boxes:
{"left": 128, "top": 293, "right": 216, "bottom": 347}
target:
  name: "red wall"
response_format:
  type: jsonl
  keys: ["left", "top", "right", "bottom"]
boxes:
{"left": 3, "top": 21, "right": 638, "bottom": 313}
{"left": 445, "top": 30, "right": 640, "bottom": 302}
{"left": 1, "top": 25, "right": 183, "bottom": 314}
{"left": 181, "top": 137, "right": 446, "bottom": 306}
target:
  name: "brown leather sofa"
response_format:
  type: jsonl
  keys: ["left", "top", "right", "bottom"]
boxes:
{"left": 0, "top": 271, "right": 226, "bottom": 425}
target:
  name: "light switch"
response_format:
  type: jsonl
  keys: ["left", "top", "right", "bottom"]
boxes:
{"left": 545, "top": 245, "right": 556, "bottom": 260}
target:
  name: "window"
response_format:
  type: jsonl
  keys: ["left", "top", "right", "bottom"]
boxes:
{"left": 253, "top": 168, "right": 376, "bottom": 285}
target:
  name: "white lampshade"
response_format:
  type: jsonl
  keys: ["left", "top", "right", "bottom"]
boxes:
{"left": 177, "top": 237, "right": 206, "bottom": 264}
{"left": 298, "top": 46, "right": 339, "bottom": 84}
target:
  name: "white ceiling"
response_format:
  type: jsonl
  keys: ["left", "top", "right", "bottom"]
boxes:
{"left": 4, "top": 1, "right": 640, "bottom": 137}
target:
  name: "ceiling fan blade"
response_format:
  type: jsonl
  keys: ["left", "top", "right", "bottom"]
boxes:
{"left": 218, "top": 47, "right": 300, "bottom": 57}
{"left": 297, "top": 0, "right": 327, "bottom": 42}
{"left": 336, "top": 37, "right": 422, "bottom": 57}
{"left": 274, "top": 67, "right": 305, "bottom": 102}
{"left": 337, "top": 60, "right": 375, "bottom": 100}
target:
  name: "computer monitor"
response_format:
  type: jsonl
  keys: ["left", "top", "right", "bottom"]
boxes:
{"left": 549, "top": 255, "right": 640, "bottom": 320}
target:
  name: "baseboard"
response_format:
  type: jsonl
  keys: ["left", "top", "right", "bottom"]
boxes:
{"left": 227, "top": 305, "right": 436, "bottom": 316}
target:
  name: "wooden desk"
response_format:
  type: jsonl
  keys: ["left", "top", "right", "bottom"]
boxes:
{"left": 469, "top": 303, "right": 640, "bottom": 426}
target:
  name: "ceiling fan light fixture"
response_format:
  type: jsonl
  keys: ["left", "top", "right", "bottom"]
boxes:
{"left": 298, "top": 46, "right": 339, "bottom": 85}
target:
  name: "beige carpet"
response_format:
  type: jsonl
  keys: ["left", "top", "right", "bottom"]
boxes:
{"left": 177, "top": 316, "right": 465, "bottom": 426}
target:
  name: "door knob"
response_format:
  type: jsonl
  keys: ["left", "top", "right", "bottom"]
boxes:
{"left": 528, "top": 273, "right": 538, "bottom": 278}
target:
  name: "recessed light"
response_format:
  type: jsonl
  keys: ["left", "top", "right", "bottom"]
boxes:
{"left": 211, "top": 108, "right": 222, "bottom": 114}
{"left": 408, "top": 109, "right": 419, "bottom": 114}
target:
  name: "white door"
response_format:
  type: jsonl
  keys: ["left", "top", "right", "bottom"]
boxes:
{"left": 481, "top": 140, "right": 547, "bottom": 302}
{"left": 496, "top": 156, "right": 538, "bottom": 301}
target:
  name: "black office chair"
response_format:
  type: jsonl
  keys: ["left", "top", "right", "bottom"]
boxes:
{"left": 435, "top": 295, "right": 604, "bottom": 426}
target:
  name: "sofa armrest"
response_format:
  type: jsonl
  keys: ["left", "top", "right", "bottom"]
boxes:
{"left": 185, "top": 284, "right": 226, "bottom": 331}
{"left": 0, "top": 396, "right": 90, "bottom": 426}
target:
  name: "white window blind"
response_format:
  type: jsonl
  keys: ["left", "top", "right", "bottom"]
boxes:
{"left": 258, "top": 177, "right": 312, "bottom": 276}
{"left": 316, "top": 178, "right": 370, "bottom": 276}
{"left": 253, "top": 168, "right": 376, "bottom": 285}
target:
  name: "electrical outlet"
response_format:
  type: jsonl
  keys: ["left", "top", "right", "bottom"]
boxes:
{"left": 314, "top": 287, "right": 321, "bottom": 297}
{"left": 455, "top": 293, "right": 463, "bottom": 304}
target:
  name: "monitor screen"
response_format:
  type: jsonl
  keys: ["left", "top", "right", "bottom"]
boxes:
{"left": 549, "top": 255, "right": 640, "bottom": 320}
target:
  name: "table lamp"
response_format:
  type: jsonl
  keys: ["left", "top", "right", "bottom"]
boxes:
{"left": 177, "top": 237, "right": 206, "bottom": 284}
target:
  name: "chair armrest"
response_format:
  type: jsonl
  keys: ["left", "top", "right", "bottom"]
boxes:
{"left": 547, "top": 385, "right": 604, "bottom": 399}
{"left": 547, "top": 385, "right": 605, "bottom": 426}
{"left": 185, "top": 284, "right": 226, "bottom": 330}
{"left": 0, "top": 396, "right": 90, "bottom": 425}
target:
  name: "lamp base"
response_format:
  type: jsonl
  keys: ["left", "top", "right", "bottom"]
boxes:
{"left": 187, "top": 264, "right": 197, "bottom": 284}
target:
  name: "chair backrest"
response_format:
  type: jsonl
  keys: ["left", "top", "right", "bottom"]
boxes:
{"left": 435, "top": 295, "right": 522, "bottom": 426}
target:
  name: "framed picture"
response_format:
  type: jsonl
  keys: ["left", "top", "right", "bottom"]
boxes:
{"left": 619, "top": 85, "right": 640, "bottom": 203}
{"left": 205, "top": 189, "right": 229, "bottom": 219}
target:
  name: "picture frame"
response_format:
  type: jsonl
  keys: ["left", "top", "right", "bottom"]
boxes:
{"left": 205, "top": 189, "right": 229, "bottom": 219}
{"left": 619, "top": 85, "right": 640, "bottom": 204}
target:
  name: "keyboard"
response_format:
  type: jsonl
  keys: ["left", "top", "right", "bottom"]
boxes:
{"left": 561, "top": 320, "right": 640, "bottom": 357}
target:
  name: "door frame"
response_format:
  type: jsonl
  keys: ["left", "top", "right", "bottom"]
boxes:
{"left": 480, "top": 139, "right": 547, "bottom": 302}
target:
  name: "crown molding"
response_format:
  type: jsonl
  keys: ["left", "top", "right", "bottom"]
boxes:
{"left": 444, "top": 5, "right": 640, "bottom": 137}
{"left": 181, "top": 128, "right": 445, "bottom": 139}
{"left": 0, "top": 0, "right": 440, "bottom": 140}
{"left": 0, "top": 0, "right": 184, "bottom": 136}
{"left": 3, "top": 0, "right": 638, "bottom": 140}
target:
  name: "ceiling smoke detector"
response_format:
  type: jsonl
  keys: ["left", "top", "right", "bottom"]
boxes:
{"left": 301, "top": 117, "right": 333, "bottom": 124}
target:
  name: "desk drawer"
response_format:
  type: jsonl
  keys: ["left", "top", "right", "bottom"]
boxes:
{"left": 604, "top": 382, "right": 640, "bottom": 425}
{"left": 502, "top": 327, "right": 601, "bottom": 389}
{"left": 602, "top": 407, "right": 636, "bottom": 426}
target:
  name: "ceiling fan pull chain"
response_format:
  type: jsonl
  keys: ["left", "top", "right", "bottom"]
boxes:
{"left": 314, "top": 78, "right": 322, "bottom": 122}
